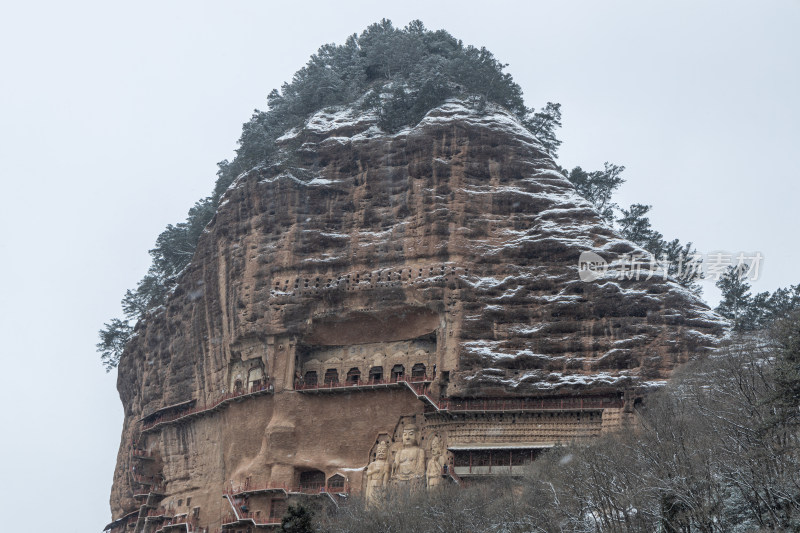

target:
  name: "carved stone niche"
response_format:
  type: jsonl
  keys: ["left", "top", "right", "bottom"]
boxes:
{"left": 294, "top": 306, "right": 440, "bottom": 389}
{"left": 389, "top": 417, "right": 426, "bottom": 489}
{"left": 228, "top": 337, "right": 269, "bottom": 393}
{"left": 295, "top": 338, "right": 436, "bottom": 387}
{"left": 227, "top": 355, "right": 267, "bottom": 394}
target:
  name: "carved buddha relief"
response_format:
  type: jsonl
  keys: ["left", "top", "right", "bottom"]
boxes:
{"left": 391, "top": 423, "right": 426, "bottom": 486}
{"left": 426, "top": 434, "right": 446, "bottom": 489}
{"left": 364, "top": 440, "right": 390, "bottom": 504}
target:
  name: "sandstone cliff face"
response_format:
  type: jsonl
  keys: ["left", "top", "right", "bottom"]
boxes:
{"left": 109, "top": 101, "right": 724, "bottom": 527}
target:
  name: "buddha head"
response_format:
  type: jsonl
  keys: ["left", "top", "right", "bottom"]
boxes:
{"left": 402, "top": 423, "right": 418, "bottom": 447}
{"left": 376, "top": 441, "right": 389, "bottom": 460}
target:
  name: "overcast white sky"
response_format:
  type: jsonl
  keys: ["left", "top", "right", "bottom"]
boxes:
{"left": 1, "top": 1, "right": 798, "bottom": 530}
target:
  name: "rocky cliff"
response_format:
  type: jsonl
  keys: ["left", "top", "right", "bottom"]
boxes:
{"left": 107, "top": 100, "right": 724, "bottom": 531}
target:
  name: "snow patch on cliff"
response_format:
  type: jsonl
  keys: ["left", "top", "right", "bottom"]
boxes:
{"left": 281, "top": 98, "right": 547, "bottom": 153}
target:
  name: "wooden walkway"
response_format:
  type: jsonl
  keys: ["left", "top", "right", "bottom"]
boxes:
{"left": 142, "top": 383, "right": 274, "bottom": 433}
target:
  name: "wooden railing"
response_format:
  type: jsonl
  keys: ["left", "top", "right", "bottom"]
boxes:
{"left": 131, "top": 472, "right": 162, "bottom": 485}
{"left": 142, "top": 382, "right": 273, "bottom": 432}
{"left": 132, "top": 448, "right": 154, "bottom": 459}
{"left": 297, "top": 374, "right": 621, "bottom": 413}
{"left": 295, "top": 375, "right": 430, "bottom": 392}
{"left": 442, "top": 464, "right": 462, "bottom": 484}
{"left": 103, "top": 510, "right": 139, "bottom": 532}
{"left": 133, "top": 482, "right": 166, "bottom": 498}
{"left": 221, "top": 511, "right": 281, "bottom": 527}
{"left": 397, "top": 379, "right": 623, "bottom": 413}
{"left": 224, "top": 482, "right": 349, "bottom": 499}
{"left": 432, "top": 395, "right": 622, "bottom": 412}
{"left": 226, "top": 481, "right": 289, "bottom": 497}
{"left": 146, "top": 507, "right": 168, "bottom": 519}
{"left": 154, "top": 515, "right": 197, "bottom": 532}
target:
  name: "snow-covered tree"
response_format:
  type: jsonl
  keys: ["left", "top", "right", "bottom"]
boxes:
{"left": 716, "top": 265, "right": 753, "bottom": 331}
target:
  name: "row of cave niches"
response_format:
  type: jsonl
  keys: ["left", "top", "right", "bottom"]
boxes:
{"left": 269, "top": 264, "right": 466, "bottom": 295}
{"left": 299, "top": 362, "right": 428, "bottom": 387}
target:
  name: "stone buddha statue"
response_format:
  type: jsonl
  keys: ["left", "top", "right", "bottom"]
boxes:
{"left": 364, "top": 440, "right": 390, "bottom": 503}
{"left": 426, "top": 434, "right": 446, "bottom": 489}
{"left": 391, "top": 423, "right": 425, "bottom": 485}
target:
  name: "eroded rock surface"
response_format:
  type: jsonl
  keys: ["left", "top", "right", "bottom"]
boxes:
{"left": 108, "top": 101, "right": 724, "bottom": 531}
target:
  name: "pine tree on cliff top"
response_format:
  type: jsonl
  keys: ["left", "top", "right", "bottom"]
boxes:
{"left": 97, "top": 19, "right": 566, "bottom": 370}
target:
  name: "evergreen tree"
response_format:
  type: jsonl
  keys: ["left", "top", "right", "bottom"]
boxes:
{"left": 771, "top": 311, "right": 800, "bottom": 426}
{"left": 121, "top": 274, "right": 168, "bottom": 319}
{"left": 617, "top": 203, "right": 664, "bottom": 252}
{"left": 565, "top": 162, "right": 625, "bottom": 222}
{"left": 714, "top": 271, "right": 800, "bottom": 333}
{"left": 616, "top": 203, "right": 702, "bottom": 292}
{"left": 524, "top": 102, "right": 562, "bottom": 155}
{"left": 97, "top": 318, "right": 132, "bottom": 371}
{"left": 149, "top": 197, "right": 215, "bottom": 279}
{"left": 745, "top": 290, "right": 772, "bottom": 330}
{"left": 716, "top": 265, "right": 753, "bottom": 331}
{"left": 563, "top": 163, "right": 702, "bottom": 292}
{"left": 281, "top": 503, "right": 314, "bottom": 533}
{"left": 660, "top": 238, "right": 702, "bottom": 293}
{"left": 764, "top": 284, "right": 800, "bottom": 324}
